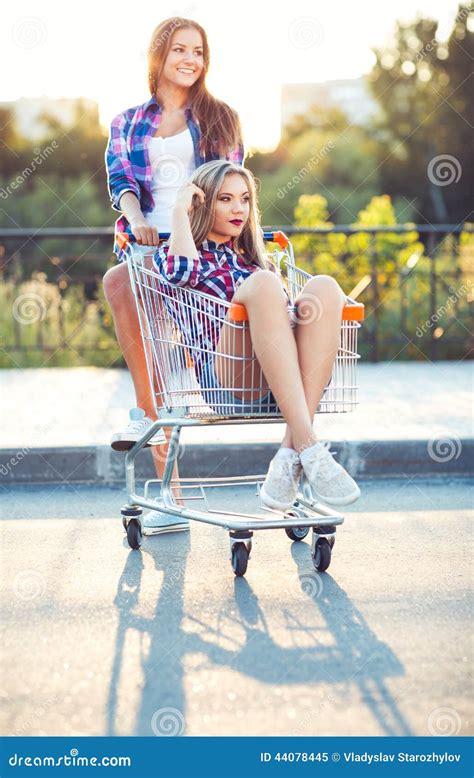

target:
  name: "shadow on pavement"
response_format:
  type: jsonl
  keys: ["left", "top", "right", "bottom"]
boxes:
{"left": 107, "top": 528, "right": 411, "bottom": 736}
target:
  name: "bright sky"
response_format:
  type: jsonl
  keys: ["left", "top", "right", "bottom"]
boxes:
{"left": 0, "top": 0, "right": 460, "bottom": 149}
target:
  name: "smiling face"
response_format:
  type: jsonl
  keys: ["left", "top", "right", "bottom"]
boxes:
{"left": 160, "top": 27, "right": 204, "bottom": 91}
{"left": 208, "top": 173, "right": 250, "bottom": 244}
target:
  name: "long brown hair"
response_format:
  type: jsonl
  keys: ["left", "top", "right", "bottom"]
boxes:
{"left": 188, "top": 161, "right": 269, "bottom": 270}
{"left": 147, "top": 18, "right": 242, "bottom": 158}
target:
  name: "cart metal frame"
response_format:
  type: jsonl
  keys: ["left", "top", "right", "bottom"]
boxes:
{"left": 117, "top": 230, "right": 364, "bottom": 576}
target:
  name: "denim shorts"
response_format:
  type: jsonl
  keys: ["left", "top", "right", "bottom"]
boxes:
{"left": 199, "top": 357, "right": 279, "bottom": 416}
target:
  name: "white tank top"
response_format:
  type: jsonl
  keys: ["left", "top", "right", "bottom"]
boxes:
{"left": 145, "top": 128, "right": 195, "bottom": 232}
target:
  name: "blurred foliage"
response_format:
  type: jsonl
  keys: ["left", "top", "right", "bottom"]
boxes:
{"left": 2, "top": 193, "right": 471, "bottom": 366}
{"left": 248, "top": 3, "right": 473, "bottom": 227}
{"left": 0, "top": 272, "right": 122, "bottom": 368}
{"left": 289, "top": 193, "right": 473, "bottom": 361}
{"left": 366, "top": 2, "right": 473, "bottom": 223}
{"left": 249, "top": 111, "right": 382, "bottom": 226}
{"left": 0, "top": 5, "right": 472, "bottom": 365}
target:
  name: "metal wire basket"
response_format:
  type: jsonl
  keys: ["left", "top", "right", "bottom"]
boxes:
{"left": 122, "top": 231, "right": 364, "bottom": 420}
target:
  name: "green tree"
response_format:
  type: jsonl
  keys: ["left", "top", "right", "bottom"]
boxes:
{"left": 366, "top": 3, "right": 473, "bottom": 223}
{"left": 248, "top": 111, "right": 381, "bottom": 226}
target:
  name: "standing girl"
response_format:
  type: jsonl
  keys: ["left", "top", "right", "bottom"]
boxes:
{"left": 103, "top": 18, "right": 244, "bottom": 534}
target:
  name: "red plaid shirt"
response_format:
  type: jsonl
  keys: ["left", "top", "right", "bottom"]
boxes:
{"left": 153, "top": 240, "right": 291, "bottom": 378}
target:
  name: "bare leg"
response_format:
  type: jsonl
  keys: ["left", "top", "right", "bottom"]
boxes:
{"left": 281, "top": 275, "right": 345, "bottom": 449}
{"left": 103, "top": 260, "right": 182, "bottom": 499}
{"left": 216, "top": 271, "right": 315, "bottom": 452}
{"left": 216, "top": 272, "right": 344, "bottom": 453}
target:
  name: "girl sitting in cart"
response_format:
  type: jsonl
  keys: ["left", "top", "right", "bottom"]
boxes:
{"left": 153, "top": 159, "right": 361, "bottom": 510}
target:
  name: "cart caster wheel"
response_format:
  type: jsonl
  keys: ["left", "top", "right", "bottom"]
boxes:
{"left": 285, "top": 526, "right": 310, "bottom": 542}
{"left": 126, "top": 518, "right": 142, "bottom": 550}
{"left": 122, "top": 516, "right": 128, "bottom": 531}
{"left": 312, "top": 538, "right": 331, "bottom": 572}
{"left": 231, "top": 543, "right": 248, "bottom": 577}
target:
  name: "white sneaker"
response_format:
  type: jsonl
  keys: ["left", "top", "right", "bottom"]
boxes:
{"left": 260, "top": 448, "right": 302, "bottom": 511}
{"left": 142, "top": 509, "right": 190, "bottom": 536}
{"left": 111, "top": 408, "right": 166, "bottom": 451}
{"left": 300, "top": 440, "right": 360, "bottom": 506}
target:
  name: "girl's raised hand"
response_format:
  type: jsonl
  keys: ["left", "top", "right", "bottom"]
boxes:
{"left": 175, "top": 182, "right": 205, "bottom": 214}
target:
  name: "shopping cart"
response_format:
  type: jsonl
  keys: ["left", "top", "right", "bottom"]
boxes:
{"left": 117, "top": 230, "right": 364, "bottom": 577}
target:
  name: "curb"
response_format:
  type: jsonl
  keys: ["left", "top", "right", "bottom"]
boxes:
{"left": 1, "top": 439, "right": 472, "bottom": 485}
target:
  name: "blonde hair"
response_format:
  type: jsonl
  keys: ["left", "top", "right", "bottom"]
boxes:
{"left": 188, "top": 161, "right": 269, "bottom": 269}
{"left": 147, "top": 18, "right": 242, "bottom": 157}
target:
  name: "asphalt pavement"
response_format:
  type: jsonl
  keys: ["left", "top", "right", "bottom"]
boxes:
{"left": 1, "top": 477, "right": 472, "bottom": 737}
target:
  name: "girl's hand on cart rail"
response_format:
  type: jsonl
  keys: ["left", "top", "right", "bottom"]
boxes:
{"left": 175, "top": 182, "right": 206, "bottom": 214}
{"left": 129, "top": 220, "right": 160, "bottom": 246}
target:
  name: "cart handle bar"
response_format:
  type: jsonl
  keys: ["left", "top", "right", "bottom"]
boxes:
{"left": 230, "top": 300, "right": 364, "bottom": 322}
{"left": 116, "top": 231, "right": 364, "bottom": 321}
{"left": 117, "top": 230, "right": 289, "bottom": 251}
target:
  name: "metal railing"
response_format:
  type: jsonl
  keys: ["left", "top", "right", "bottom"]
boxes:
{"left": 0, "top": 224, "right": 472, "bottom": 366}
